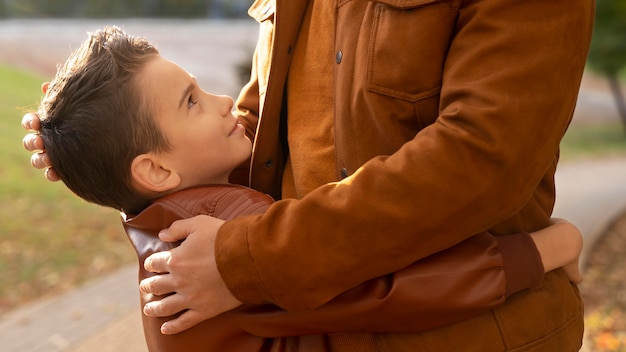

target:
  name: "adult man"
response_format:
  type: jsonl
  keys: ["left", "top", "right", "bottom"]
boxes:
{"left": 140, "top": 0, "right": 594, "bottom": 350}
{"left": 26, "top": 0, "right": 594, "bottom": 350}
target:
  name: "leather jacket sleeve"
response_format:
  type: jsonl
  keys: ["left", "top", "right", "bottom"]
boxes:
{"left": 122, "top": 185, "right": 542, "bottom": 351}
{"left": 231, "top": 231, "right": 542, "bottom": 337}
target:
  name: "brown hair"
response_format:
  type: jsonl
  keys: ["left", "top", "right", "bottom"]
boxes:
{"left": 39, "top": 27, "right": 169, "bottom": 214}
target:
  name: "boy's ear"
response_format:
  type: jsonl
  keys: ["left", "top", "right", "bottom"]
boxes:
{"left": 131, "top": 154, "right": 181, "bottom": 193}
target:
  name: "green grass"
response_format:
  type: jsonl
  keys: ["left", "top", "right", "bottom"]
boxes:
{"left": 560, "top": 121, "right": 626, "bottom": 162}
{"left": 0, "top": 64, "right": 134, "bottom": 314}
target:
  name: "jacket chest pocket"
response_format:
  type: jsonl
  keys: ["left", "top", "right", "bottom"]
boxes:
{"left": 367, "top": 0, "right": 459, "bottom": 102}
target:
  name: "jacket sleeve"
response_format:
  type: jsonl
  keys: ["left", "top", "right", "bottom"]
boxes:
{"left": 227, "top": 38, "right": 543, "bottom": 335}
{"left": 229, "top": 231, "right": 543, "bottom": 337}
{"left": 130, "top": 192, "right": 541, "bottom": 349}
{"left": 138, "top": 233, "right": 541, "bottom": 352}
{"left": 218, "top": 0, "right": 593, "bottom": 311}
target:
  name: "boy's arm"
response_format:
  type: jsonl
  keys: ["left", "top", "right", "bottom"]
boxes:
{"left": 141, "top": 216, "right": 581, "bottom": 336}
{"left": 131, "top": 225, "right": 575, "bottom": 352}
{"left": 235, "top": 231, "right": 524, "bottom": 336}
{"left": 230, "top": 221, "right": 582, "bottom": 336}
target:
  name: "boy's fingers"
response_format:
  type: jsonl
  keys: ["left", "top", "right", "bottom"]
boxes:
{"left": 550, "top": 217, "right": 566, "bottom": 225}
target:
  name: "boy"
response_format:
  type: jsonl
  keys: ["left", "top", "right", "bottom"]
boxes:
{"left": 36, "top": 27, "right": 582, "bottom": 351}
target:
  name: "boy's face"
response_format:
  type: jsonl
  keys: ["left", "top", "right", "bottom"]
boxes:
{"left": 137, "top": 56, "right": 252, "bottom": 187}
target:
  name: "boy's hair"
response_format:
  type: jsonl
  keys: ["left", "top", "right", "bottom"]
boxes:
{"left": 39, "top": 27, "right": 169, "bottom": 214}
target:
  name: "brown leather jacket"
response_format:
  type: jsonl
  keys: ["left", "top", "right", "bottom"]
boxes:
{"left": 123, "top": 185, "right": 542, "bottom": 351}
{"left": 218, "top": 0, "right": 594, "bottom": 350}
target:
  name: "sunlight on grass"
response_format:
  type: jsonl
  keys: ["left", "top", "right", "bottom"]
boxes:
{"left": 0, "top": 63, "right": 69, "bottom": 199}
{"left": 560, "top": 121, "right": 626, "bottom": 162}
{"left": 0, "top": 64, "right": 134, "bottom": 314}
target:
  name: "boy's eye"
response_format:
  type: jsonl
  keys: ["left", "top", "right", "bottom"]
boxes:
{"left": 187, "top": 95, "right": 198, "bottom": 109}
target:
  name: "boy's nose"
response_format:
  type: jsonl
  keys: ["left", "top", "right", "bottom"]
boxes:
{"left": 215, "top": 95, "right": 234, "bottom": 117}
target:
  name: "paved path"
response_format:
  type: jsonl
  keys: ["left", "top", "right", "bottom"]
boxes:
{"left": 554, "top": 157, "right": 626, "bottom": 265}
{"left": 0, "top": 266, "right": 144, "bottom": 352}
{"left": 0, "top": 19, "right": 259, "bottom": 99}
{"left": 1, "top": 19, "right": 625, "bottom": 352}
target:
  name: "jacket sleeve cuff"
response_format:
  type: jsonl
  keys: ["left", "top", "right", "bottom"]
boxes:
{"left": 215, "top": 215, "right": 274, "bottom": 304}
{"left": 497, "top": 232, "right": 544, "bottom": 297}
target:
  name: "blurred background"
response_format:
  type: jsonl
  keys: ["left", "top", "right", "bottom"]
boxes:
{"left": 0, "top": 0, "right": 252, "bottom": 19}
{"left": 0, "top": 0, "right": 625, "bottom": 351}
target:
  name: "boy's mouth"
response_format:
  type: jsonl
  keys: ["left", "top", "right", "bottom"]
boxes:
{"left": 229, "top": 122, "right": 243, "bottom": 136}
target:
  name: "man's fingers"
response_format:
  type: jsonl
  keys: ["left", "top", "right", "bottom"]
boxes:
{"left": 158, "top": 218, "right": 196, "bottom": 242}
{"left": 139, "top": 274, "right": 177, "bottom": 296}
{"left": 159, "top": 215, "right": 224, "bottom": 243}
{"left": 21, "top": 112, "right": 41, "bottom": 131}
{"left": 23, "top": 133, "right": 44, "bottom": 152}
{"left": 22, "top": 126, "right": 62, "bottom": 182}
{"left": 160, "top": 310, "right": 206, "bottom": 335}
{"left": 30, "top": 152, "right": 52, "bottom": 169}
{"left": 45, "top": 167, "right": 61, "bottom": 182}
{"left": 144, "top": 251, "right": 172, "bottom": 274}
{"left": 143, "top": 293, "right": 187, "bottom": 318}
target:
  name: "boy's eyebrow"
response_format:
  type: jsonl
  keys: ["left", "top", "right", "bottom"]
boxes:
{"left": 177, "top": 83, "right": 195, "bottom": 110}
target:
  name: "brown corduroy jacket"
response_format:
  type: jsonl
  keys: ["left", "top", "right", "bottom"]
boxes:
{"left": 216, "top": 0, "right": 594, "bottom": 350}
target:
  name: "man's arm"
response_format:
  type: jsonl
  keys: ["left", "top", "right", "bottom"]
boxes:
{"left": 215, "top": 0, "right": 595, "bottom": 311}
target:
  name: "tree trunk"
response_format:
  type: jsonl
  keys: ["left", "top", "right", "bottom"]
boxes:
{"left": 607, "top": 73, "right": 626, "bottom": 134}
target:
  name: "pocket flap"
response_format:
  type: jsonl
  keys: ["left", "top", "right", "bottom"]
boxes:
{"left": 373, "top": 0, "right": 441, "bottom": 10}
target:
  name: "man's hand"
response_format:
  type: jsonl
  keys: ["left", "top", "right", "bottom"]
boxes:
{"left": 21, "top": 82, "right": 60, "bottom": 182}
{"left": 140, "top": 215, "right": 242, "bottom": 335}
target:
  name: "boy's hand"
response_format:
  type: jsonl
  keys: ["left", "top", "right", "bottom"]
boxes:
{"left": 140, "top": 215, "right": 242, "bottom": 335}
{"left": 550, "top": 218, "right": 583, "bottom": 284}
{"left": 562, "top": 257, "right": 582, "bottom": 285}
{"left": 532, "top": 218, "right": 583, "bottom": 284}
{"left": 21, "top": 82, "right": 60, "bottom": 181}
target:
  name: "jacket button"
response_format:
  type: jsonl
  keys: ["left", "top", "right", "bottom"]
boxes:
{"left": 264, "top": 159, "right": 273, "bottom": 168}
{"left": 340, "top": 168, "right": 348, "bottom": 179}
{"left": 336, "top": 50, "right": 343, "bottom": 64}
